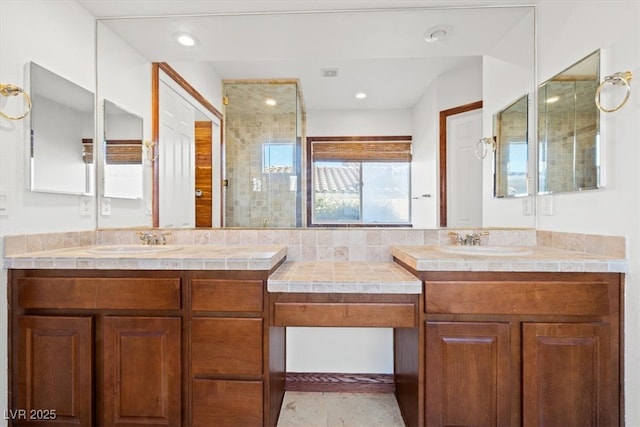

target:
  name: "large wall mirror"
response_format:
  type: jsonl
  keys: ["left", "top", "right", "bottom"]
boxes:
{"left": 538, "top": 50, "right": 601, "bottom": 194}
{"left": 494, "top": 94, "right": 529, "bottom": 198}
{"left": 29, "top": 61, "right": 94, "bottom": 195}
{"left": 95, "top": 6, "right": 535, "bottom": 229}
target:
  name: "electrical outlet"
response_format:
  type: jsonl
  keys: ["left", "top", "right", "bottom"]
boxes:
{"left": 79, "top": 197, "right": 92, "bottom": 216}
{"left": 102, "top": 198, "right": 112, "bottom": 216}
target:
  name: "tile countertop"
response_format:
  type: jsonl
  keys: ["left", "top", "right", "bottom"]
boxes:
{"left": 3, "top": 244, "right": 288, "bottom": 271}
{"left": 391, "top": 245, "right": 628, "bottom": 273}
{"left": 267, "top": 261, "right": 422, "bottom": 294}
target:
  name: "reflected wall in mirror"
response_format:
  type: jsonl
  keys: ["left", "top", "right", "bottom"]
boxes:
{"left": 103, "top": 99, "right": 143, "bottom": 199}
{"left": 538, "top": 50, "right": 601, "bottom": 194}
{"left": 29, "top": 62, "right": 94, "bottom": 195}
{"left": 494, "top": 94, "right": 528, "bottom": 198}
{"left": 96, "top": 6, "right": 535, "bottom": 229}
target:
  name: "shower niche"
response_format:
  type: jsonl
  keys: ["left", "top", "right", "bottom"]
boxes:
{"left": 223, "top": 80, "right": 305, "bottom": 228}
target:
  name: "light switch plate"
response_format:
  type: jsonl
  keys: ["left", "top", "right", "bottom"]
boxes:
{"left": 79, "top": 197, "right": 92, "bottom": 216}
{"left": 522, "top": 197, "right": 533, "bottom": 216}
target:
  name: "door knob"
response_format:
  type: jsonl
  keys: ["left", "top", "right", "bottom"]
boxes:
{"left": 195, "top": 189, "right": 203, "bottom": 197}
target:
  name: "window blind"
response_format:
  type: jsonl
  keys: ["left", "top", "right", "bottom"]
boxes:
{"left": 311, "top": 137, "right": 412, "bottom": 162}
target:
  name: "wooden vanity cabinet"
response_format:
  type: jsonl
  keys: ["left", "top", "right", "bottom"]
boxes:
{"left": 8, "top": 270, "right": 184, "bottom": 427}
{"left": 9, "top": 268, "right": 284, "bottom": 427}
{"left": 420, "top": 271, "right": 622, "bottom": 427}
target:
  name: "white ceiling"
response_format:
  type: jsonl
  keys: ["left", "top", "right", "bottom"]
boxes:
{"left": 79, "top": 1, "right": 535, "bottom": 111}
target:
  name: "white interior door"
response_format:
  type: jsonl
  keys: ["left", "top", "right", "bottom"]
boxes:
{"left": 447, "top": 109, "right": 483, "bottom": 228}
{"left": 159, "top": 81, "right": 195, "bottom": 228}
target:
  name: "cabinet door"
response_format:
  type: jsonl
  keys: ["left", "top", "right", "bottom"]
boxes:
{"left": 426, "top": 321, "right": 512, "bottom": 427}
{"left": 102, "top": 317, "right": 181, "bottom": 427}
{"left": 15, "top": 315, "right": 93, "bottom": 426}
{"left": 523, "top": 322, "right": 616, "bottom": 427}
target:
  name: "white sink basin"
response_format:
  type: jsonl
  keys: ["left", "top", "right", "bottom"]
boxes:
{"left": 436, "top": 245, "right": 532, "bottom": 257}
{"left": 87, "top": 244, "right": 183, "bottom": 254}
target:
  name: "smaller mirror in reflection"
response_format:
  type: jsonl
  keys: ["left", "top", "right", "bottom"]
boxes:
{"left": 538, "top": 50, "right": 600, "bottom": 194}
{"left": 29, "top": 62, "right": 95, "bottom": 195}
{"left": 494, "top": 94, "right": 529, "bottom": 198}
{"left": 103, "top": 99, "right": 144, "bottom": 199}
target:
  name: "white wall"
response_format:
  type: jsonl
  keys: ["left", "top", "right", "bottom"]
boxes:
{"left": 0, "top": 0, "right": 97, "bottom": 423}
{"left": 0, "top": 1, "right": 96, "bottom": 236}
{"left": 306, "top": 108, "right": 412, "bottom": 136}
{"left": 534, "top": 2, "right": 640, "bottom": 424}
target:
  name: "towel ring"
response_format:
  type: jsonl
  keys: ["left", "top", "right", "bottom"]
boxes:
{"left": 0, "top": 83, "right": 32, "bottom": 120}
{"left": 595, "top": 71, "right": 632, "bottom": 113}
{"left": 475, "top": 136, "right": 496, "bottom": 160}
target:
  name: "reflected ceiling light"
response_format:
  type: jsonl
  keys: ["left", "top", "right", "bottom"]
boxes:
{"left": 355, "top": 92, "right": 367, "bottom": 100}
{"left": 424, "top": 25, "right": 453, "bottom": 43}
{"left": 265, "top": 98, "right": 277, "bottom": 106}
{"left": 546, "top": 96, "right": 560, "bottom": 103}
{"left": 174, "top": 32, "right": 198, "bottom": 47}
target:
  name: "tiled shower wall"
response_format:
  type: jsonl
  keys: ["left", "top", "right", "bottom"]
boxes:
{"left": 539, "top": 80, "right": 599, "bottom": 192}
{"left": 225, "top": 111, "right": 299, "bottom": 228}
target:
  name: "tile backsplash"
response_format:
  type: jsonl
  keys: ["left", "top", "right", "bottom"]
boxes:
{"left": 2, "top": 228, "right": 627, "bottom": 261}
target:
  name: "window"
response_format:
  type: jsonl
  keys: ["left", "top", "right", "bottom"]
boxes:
{"left": 308, "top": 136, "right": 412, "bottom": 226}
{"left": 263, "top": 142, "right": 294, "bottom": 173}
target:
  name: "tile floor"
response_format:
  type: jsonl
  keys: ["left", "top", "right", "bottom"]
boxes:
{"left": 276, "top": 392, "right": 406, "bottom": 427}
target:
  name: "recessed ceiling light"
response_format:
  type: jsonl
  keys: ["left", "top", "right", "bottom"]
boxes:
{"left": 355, "top": 92, "right": 367, "bottom": 100}
{"left": 546, "top": 96, "right": 560, "bottom": 103}
{"left": 174, "top": 32, "right": 198, "bottom": 47}
{"left": 424, "top": 25, "right": 453, "bottom": 43}
{"left": 265, "top": 98, "right": 277, "bottom": 106}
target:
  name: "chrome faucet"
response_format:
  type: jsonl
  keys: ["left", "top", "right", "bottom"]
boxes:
{"left": 138, "top": 232, "right": 158, "bottom": 245}
{"left": 448, "top": 231, "right": 490, "bottom": 246}
{"left": 137, "top": 231, "right": 172, "bottom": 245}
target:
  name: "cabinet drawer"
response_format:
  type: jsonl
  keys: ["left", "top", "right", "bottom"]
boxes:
{"left": 273, "top": 302, "right": 417, "bottom": 327}
{"left": 17, "top": 277, "right": 181, "bottom": 310}
{"left": 426, "top": 280, "right": 611, "bottom": 315}
{"left": 191, "top": 318, "right": 263, "bottom": 376}
{"left": 191, "top": 279, "right": 263, "bottom": 312}
{"left": 192, "top": 379, "right": 263, "bottom": 427}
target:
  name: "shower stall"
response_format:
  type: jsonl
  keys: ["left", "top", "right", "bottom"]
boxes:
{"left": 223, "top": 80, "right": 305, "bottom": 228}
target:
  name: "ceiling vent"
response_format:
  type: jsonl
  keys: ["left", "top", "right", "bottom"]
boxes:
{"left": 321, "top": 68, "right": 338, "bottom": 78}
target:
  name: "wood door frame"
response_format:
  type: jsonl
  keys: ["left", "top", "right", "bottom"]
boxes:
{"left": 438, "top": 100, "right": 483, "bottom": 228}
{"left": 151, "top": 62, "right": 223, "bottom": 227}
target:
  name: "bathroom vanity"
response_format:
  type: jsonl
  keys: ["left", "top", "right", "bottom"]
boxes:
{"left": 4, "top": 240, "right": 626, "bottom": 427}
{"left": 6, "top": 245, "right": 287, "bottom": 427}
{"left": 393, "top": 245, "right": 624, "bottom": 427}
